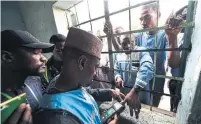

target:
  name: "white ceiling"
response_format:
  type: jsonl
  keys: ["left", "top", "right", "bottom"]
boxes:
{"left": 53, "top": 0, "right": 82, "bottom": 10}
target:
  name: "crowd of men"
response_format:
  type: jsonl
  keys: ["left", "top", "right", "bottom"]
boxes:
{"left": 1, "top": 2, "right": 187, "bottom": 124}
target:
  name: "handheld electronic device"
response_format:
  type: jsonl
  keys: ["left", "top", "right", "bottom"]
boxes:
{"left": 101, "top": 102, "right": 125, "bottom": 124}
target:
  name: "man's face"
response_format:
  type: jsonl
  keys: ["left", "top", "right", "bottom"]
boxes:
{"left": 140, "top": 8, "right": 158, "bottom": 29}
{"left": 53, "top": 42, "right": 65, "bottom": 61}
{"left": 83, "top": 57, "right": 100, "bottom": 86}
{"left": 15, "top": 48, "right": 47, "bottom": 75}
{"left": 121, "top": 37, "right": 131, "bottom": 54}
{"left": 115, "top": 27, "right": 124, "bottom": 44}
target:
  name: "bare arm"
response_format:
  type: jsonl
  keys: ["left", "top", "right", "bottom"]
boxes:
{"left": 165, "top": 14, "right": 184, "bottom": 68}
{"left": 166, "top": 35, "right": 181, "bottom": 68}
{"left": 103, "top": 21, "right": 121, "bottom": 51}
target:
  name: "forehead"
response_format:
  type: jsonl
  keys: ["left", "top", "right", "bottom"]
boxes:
{"left": 141, "top": 8, "right": 150, "bottom": 15}
{"left": 18, "top": 47, "right": 42, "bottom": 54}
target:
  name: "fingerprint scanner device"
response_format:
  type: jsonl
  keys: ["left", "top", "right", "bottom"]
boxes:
{"left": 101, "top": 102, "right": 125, "bottom": 124}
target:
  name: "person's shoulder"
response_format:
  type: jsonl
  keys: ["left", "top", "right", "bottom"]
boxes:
{"left": 24, "top": 76, "right": 42, "bottom": 85}
{"left": 135, "top": 46, "right": 147, "bottom": 50}
{"left": 46, "top": 74, "right": 60, "bottom": 92}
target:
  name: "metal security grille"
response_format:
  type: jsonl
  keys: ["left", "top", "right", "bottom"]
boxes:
{"left": 65, "top": 0, "right": 196, "bottom": 113}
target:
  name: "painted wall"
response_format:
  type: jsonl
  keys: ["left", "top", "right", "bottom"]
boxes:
{"left": 176, "top": 1, "right": 201, "bottom": 124}
{"left": 18, "top": 1, "right": 57, "bottom": 43}
{"left": 1, "top": 1, "right": 25, "bottom": 30}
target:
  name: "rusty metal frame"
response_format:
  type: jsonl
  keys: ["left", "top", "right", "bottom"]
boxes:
{"left": 73, "top": 0, "right": 157, "bottom": 27}
{"left": 64, "top": 0, "right": 196, "bottom": 113}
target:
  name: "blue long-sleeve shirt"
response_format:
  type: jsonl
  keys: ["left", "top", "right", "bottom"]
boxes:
{"left": 114, "top": 46, "right": 154, "bottom": 88}
{"left": 135, "top": 31, "right": 168, "bottom": 76}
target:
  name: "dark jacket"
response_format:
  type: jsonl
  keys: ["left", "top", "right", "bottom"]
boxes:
{"left": 46, "top": 56, "right": 62, "bottom": 82}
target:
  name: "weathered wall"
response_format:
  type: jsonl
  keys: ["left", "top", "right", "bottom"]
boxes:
{"left": 18, "top": 1, "right": 57, "bottom": 43}
{"left": 1, "top": 1, "right": 25, "bottom": 30}
{"left": 176, "top": 1, "right": 201, "bottom": 124}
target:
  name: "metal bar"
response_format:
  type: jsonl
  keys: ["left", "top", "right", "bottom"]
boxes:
{"left": 65, "top": 11, "right": 70, "bottom": 29}
{"left": 154, "top": 74, "right": 184, "bottom": 82}
{"left": 179, "top": 1, "right": 195, "bottom": 78}
{"left": 74, "top": 0, "right": 157, "bottom": 27}
{"left": 92, "top": 79, "right": 180, "bottom": 98}
{"left": 66, "top": 0, "right": 83, "bottom": 10}
{"left": 96, "top": 67, "right": 185, "bottom": 81}
{"left": 101, "top": 47, "right": 191, "bottom": 54}
{"left": 86, "top": 0, "right": 93, "bottom": 32}
{"left": 141, "top": 104, "right": 176, "bottom": 117}
{"left": 99, "top": 22, "right": 194, "bottom": 38}
{"left": 104, "top": 0, "right": 115, "bottom": 89}
{"left": 128, "top": 0, "right": 132, "bottom": 89}
{"left": 75, "top": 15, "right": 105, "bottom": 27}
{"left": 74, "top": 5, "right": 80, "bottom": 28}
{"left": 151, "top": 0, "right": 159, "bottom": 111}
{"left": 176, "top": 0, "right": 196, "bottom": 107}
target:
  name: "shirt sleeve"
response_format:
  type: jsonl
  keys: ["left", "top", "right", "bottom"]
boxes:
{"left": 134, "top": 47, "right": 154, "bottom": 88}
{"left": 85, "top": 87, "right": 112, "bottom": 102}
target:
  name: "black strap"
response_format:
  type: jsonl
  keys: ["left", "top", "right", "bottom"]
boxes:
{"left": 34, "top": 109, "right": 83, "bottom": 124}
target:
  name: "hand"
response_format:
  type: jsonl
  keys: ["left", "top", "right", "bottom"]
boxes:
{"left": 110, "top": 89, "right": 125, "bottom": 102}
{"left": 121, "top": 88, "right": 141, "bottom": 119}
{"left": 6, "top": 103, "right": 32, "bottom": 124}
{"left": 165, "top": 13, "right": 184, "bottom": 37}
{"left": 115, "top": 77, "right": 124, "bottom": 88}
{"left": 103, "top": 21, "right": 113, "bottom": 35}
{"left": 107, "top": 114, "right": 119, "bottom": 124}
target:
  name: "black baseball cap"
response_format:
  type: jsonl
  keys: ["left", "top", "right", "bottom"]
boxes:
{"left": 49, "top": 34, "right": 66, "bottom": 44}
{"left": 1, "top": 30, "right": 54, "bottom": 53}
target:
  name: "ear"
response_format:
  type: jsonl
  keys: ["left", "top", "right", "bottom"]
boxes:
{"left": 78, "top": 55, "right": 88, "bottom": 71}
{"left": 1, "top": 50, "right": 14, "bottom": 63}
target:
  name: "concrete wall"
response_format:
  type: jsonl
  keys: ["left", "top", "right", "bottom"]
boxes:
{"left": 176, "top": 1, "right": 201, "bottom": 124}
{"left": 1, "top": 1, "right": 25, "bottom": 30}
{"left": 18, "top": 1, "right": 57, "bottom": 43}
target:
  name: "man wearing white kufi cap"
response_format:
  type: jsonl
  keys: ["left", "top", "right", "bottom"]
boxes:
{"left": 34, "top": 28, "right": 119, "bottom": 124}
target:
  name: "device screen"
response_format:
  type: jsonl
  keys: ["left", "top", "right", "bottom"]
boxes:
{"left": 105, "top": 108, "right": 115, "bottom": 118}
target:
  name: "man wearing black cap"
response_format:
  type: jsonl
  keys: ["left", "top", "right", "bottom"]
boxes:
{"left": 34, "top": 28, "right": 120, "bottom": 124}
{"left": 46, "top": 34, "right": 66, "bottom": 82}
{"left": 1, "top": 30, "right": 54, "bottom": 123}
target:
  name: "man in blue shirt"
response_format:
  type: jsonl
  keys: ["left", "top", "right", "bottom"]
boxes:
{"left": 35, "top": 28, "right": 120, "bottom": 124}
{"left": 114, "top": 36, "right": 154, "bottom": 105}
{"left": 134, "top": 2, "right": 184, "bottom": 107}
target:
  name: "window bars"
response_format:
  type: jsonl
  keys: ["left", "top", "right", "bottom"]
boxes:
{"left": 65, "top": 0, "right": 196, "bottom": 113}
